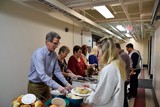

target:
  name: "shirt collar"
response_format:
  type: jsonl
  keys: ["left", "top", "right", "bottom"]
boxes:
{"left": 44, "top": 45, "right": 52, "bottom": 56}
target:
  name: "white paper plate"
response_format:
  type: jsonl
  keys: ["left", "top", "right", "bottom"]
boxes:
{"left": 21, "top": 94, "right": 36, "bottom": 104}
{"left": 50, "top": 90, "right": 63, "bottom": 96}
{"left": 71, "top": 87, "right": 92, "bottom": 97}
{"left": 66, "top": 93, "right": 83, "bottom": 99}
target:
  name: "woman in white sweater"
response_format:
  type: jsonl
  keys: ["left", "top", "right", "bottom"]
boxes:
{"left": 83, "top": 37, "right": 126, "bottom": 107}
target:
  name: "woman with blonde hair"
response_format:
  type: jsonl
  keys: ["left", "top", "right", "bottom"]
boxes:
{"left": 83, "top": 37, "right": 126, "bottom": 107}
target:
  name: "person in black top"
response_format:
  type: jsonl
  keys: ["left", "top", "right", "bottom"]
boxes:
{"left": 53, "top": 46, "right": 80, "bottom": 86}
{"left": 126, "top": 43, "right": 141, "bottom": 98}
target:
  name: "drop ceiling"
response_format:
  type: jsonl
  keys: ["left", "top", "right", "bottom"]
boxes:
{"left": 15, "top": 0, "right": 159, "bottom": 42}
{"left": 57, "top": 0, "right": 157, "bottom": 42}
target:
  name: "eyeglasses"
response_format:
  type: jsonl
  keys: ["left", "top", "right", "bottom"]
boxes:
{"left": 51, "top": 41, "right": 60, "bottom": 46}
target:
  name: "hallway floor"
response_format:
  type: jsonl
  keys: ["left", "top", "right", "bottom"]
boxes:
{"left": 128, "top": 68, "right": 155, "bottom": 107}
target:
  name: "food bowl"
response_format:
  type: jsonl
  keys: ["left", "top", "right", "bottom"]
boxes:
{"left": 45, "top": 99, "right": 69, "bottom": 107}
{"left": 51, "top": 98, "right": 66, "bottom": 107}
{"left": 66, "top": 93, "right": 83, "bottom": 107}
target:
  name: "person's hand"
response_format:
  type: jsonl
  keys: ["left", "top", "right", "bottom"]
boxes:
{"left": 87, "top": 64, "right": 93, "bottom": 69}
{"left": 130, "top": 68, "right": 135, "bottom": 75}
{"left": 91, "top": 63, "right": 97, "bottom": 68}
{"left": 76, "top": 75, "right": 83, "bottom": 78}
{"left": 68, "top": 73, "right": 76, "bottom": 79}
{"left": 58, "top": 86, "right": 66, "bottom": 94}
{"left": 65, "top": 83, "right": 72, "bottom": 91}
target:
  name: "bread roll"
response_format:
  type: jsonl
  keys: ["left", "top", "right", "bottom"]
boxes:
{"left": 17, "top": 95, "right": 23, "bottom": 103}
{"left": 31, "top": 101, "right": 36, "bottom": 107}
{"left": 12, "top": 99, "right": 20, "bottom": 107}
{"left": 35, "top": 100, "right": 43, "bottom": 107}
{"left": 49, "top": 105, "right": 57, "bottom": 107}
{"left": 20, "top": 105, "right": 31, "bottom": 107}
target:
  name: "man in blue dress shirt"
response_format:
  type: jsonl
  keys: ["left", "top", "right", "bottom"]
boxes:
{"left": 28, "top": 32, "right": 72, "bottom": 100}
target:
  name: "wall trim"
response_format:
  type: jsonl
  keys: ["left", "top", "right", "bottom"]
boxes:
{"left": 152, "top": 88, "right": 160, "bottom": 107}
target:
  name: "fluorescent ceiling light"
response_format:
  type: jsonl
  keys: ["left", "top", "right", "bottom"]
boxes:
{"left": 93, "top": 5, "right": 114, "bottom": 19}
{"left": 105, "top": 29, "right": 114, "bottom": 35}
{"left": 125, "top": 33, "right": 132, "bottom": 37}
{"left": 116, "top": 36, "right": 122, "bottom": 40}
{"left": 116, "top": 25, "right": 126, "bottom": 31}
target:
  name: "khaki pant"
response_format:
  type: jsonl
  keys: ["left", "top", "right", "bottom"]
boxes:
{"left": 28, "top": 81, "right": 51, "bottom": 100}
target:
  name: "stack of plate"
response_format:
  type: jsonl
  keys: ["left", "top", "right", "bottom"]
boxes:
{"left": 50, "top": 90, "right": 65, "bottom": 98}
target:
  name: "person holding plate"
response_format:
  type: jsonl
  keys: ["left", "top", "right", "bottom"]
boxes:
{"left": 83, "top": 37, "right": 126, "bottom": 107}
{"left": 28, "top": 32, "right": 72, "bottom": 100}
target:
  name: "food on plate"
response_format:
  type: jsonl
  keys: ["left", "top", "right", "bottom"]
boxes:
{"left": 12, "top": 99, "right": 20, "bottom": 107}
{"left": 49, "top": 104, "right": 57, "bottom": 107}
{"left": 12, "top": 95, "right": 24, "bottom": 107}
{"left": 20, "top": 105, "right": 31, "bottom": 107}
{"left": 17, "top": 95, "right": 23, "bottom": 103}
{"left": 75, "top": 87, "right": 91, "bottom": 94}
{"left": 12, "top": 94, "right": 43, "bottom": 107}
{"left": 31, "top": 101, "right": 36, "bottom": 107}
{"left": 35, "top": 100, "right": 43, "bottom": 107}
{"left": 66, "top": 93, "right": 82, "bottom": 99}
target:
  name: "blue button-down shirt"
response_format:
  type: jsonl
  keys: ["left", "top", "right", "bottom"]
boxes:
{"left": 28, "top": 46, "right": 68, "bottom": 89}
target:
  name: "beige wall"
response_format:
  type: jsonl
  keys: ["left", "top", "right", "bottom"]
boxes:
{"left": 152, "top": 25, "right": 160, "bottom": 104}
{"left": 0, "top": 1, "right": 87, "bottom": 106}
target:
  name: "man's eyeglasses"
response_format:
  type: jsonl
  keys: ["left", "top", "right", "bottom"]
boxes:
{"left": 51, "top": 41, "right": 60, "bottom": 46}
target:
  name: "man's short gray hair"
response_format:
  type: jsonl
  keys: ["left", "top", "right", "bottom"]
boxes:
{"left": 46, "top": 32, "right": 61, "bottom": 42}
